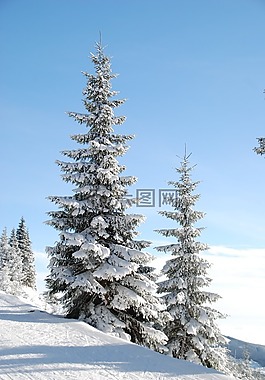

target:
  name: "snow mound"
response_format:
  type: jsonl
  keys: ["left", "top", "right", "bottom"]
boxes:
{"left": 0, "top": 291, "right": 233, "bottom": 379}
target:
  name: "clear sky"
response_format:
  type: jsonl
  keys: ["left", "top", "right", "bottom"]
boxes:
{"left": 1, "top": 0, "right": 265, "bottom": 345}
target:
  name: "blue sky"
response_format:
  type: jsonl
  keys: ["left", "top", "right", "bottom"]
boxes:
{"left": 1, "top": 0, "right": 265, "bottom": 344}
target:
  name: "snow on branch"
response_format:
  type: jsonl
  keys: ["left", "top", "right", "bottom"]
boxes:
{"left": 254, "top": 137, "right": 265, "bottom": 155}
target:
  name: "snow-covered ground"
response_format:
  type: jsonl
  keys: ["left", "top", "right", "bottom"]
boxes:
{"left": 0, "top": 292, "right": 233, "bottom": 380}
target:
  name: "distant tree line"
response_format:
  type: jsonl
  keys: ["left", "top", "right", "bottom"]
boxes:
{"left": 0, "top": 217, "right": 36, "bottom": 295}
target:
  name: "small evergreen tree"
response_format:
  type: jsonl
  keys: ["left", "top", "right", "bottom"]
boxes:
{"left": 229, "top": 349, "right": 265, "bottom": 380}
{"left": 9, "top": 228, "right": 23, "bottom": 292}
{"left": 155, "top": 152, "right": 228, "bottom": 370}
{"left": 16, "top": 217, "right": 36, "bottom": 289}
{"left": 46, "top": 41, "right": 168, "bottom": 350}
{"left": 0, "top": 228, "right": 12, "bottom": 293}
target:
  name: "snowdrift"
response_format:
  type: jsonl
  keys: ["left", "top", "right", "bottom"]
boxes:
{"left": 0, "top": 292, "right": 233, "bottom": 379}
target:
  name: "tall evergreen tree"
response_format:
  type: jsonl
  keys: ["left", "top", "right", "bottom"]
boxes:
{"left": 155, "top": 152, "right": 228, "bottom": 370}
{"left": 16, "top": 217, "right": 36, "bottom": 289}
{"left": 46, "top": 42, "right": 168, "bottom": 350}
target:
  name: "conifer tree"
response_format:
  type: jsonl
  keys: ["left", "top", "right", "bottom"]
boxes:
{"left": 0, "top": 228, "right": 12, "bottom": 293}
{"left": 16, "top": 217, "right": 36, "bottom": 289}
{"left": 155, "top": 152, "right": 228, "bottom": 370}
{"left": 9, "top": 228, "right": 23, "bottom": 292}
{"left": 46, "top": 42, "right": 168, "bottom": 350}
{"left": 229, "top": 349, "right": 265, "bottom": 380}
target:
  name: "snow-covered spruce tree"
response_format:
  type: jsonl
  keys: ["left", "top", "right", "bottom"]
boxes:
{"left": 155, "top": 153, "right": 228, "bottom": 370}
{"left": 45, "top": 42, "right": 168, "bottom": 350}
{"left": 230, "top": 349, "right": 265, "bottom": 380}
{"left": 16, "top": 217, "right": 36, "bottom": 289}
{"left": 9, "top": 229, "right": 23, "bottom": 293}
{"left": 0, "top": 228, "right": 12, "bottom": 293}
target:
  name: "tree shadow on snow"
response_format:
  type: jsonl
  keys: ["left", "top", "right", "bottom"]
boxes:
{"left": 0, "top": 307, "right": 218, "bottom": 377}
{"left": 0, "top": 343, "right": 217, "bottom": 377}
{"left": 0, "top": 308, "right": 66, "bottom": 323}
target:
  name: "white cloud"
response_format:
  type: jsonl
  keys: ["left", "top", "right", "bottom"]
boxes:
{"left": 204, "top": 246, "right": 265, "bottom": 345}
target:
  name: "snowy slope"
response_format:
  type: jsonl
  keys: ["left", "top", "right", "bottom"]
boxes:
{"left": 0, "top": 292, "right": 233, "bottom": 380}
